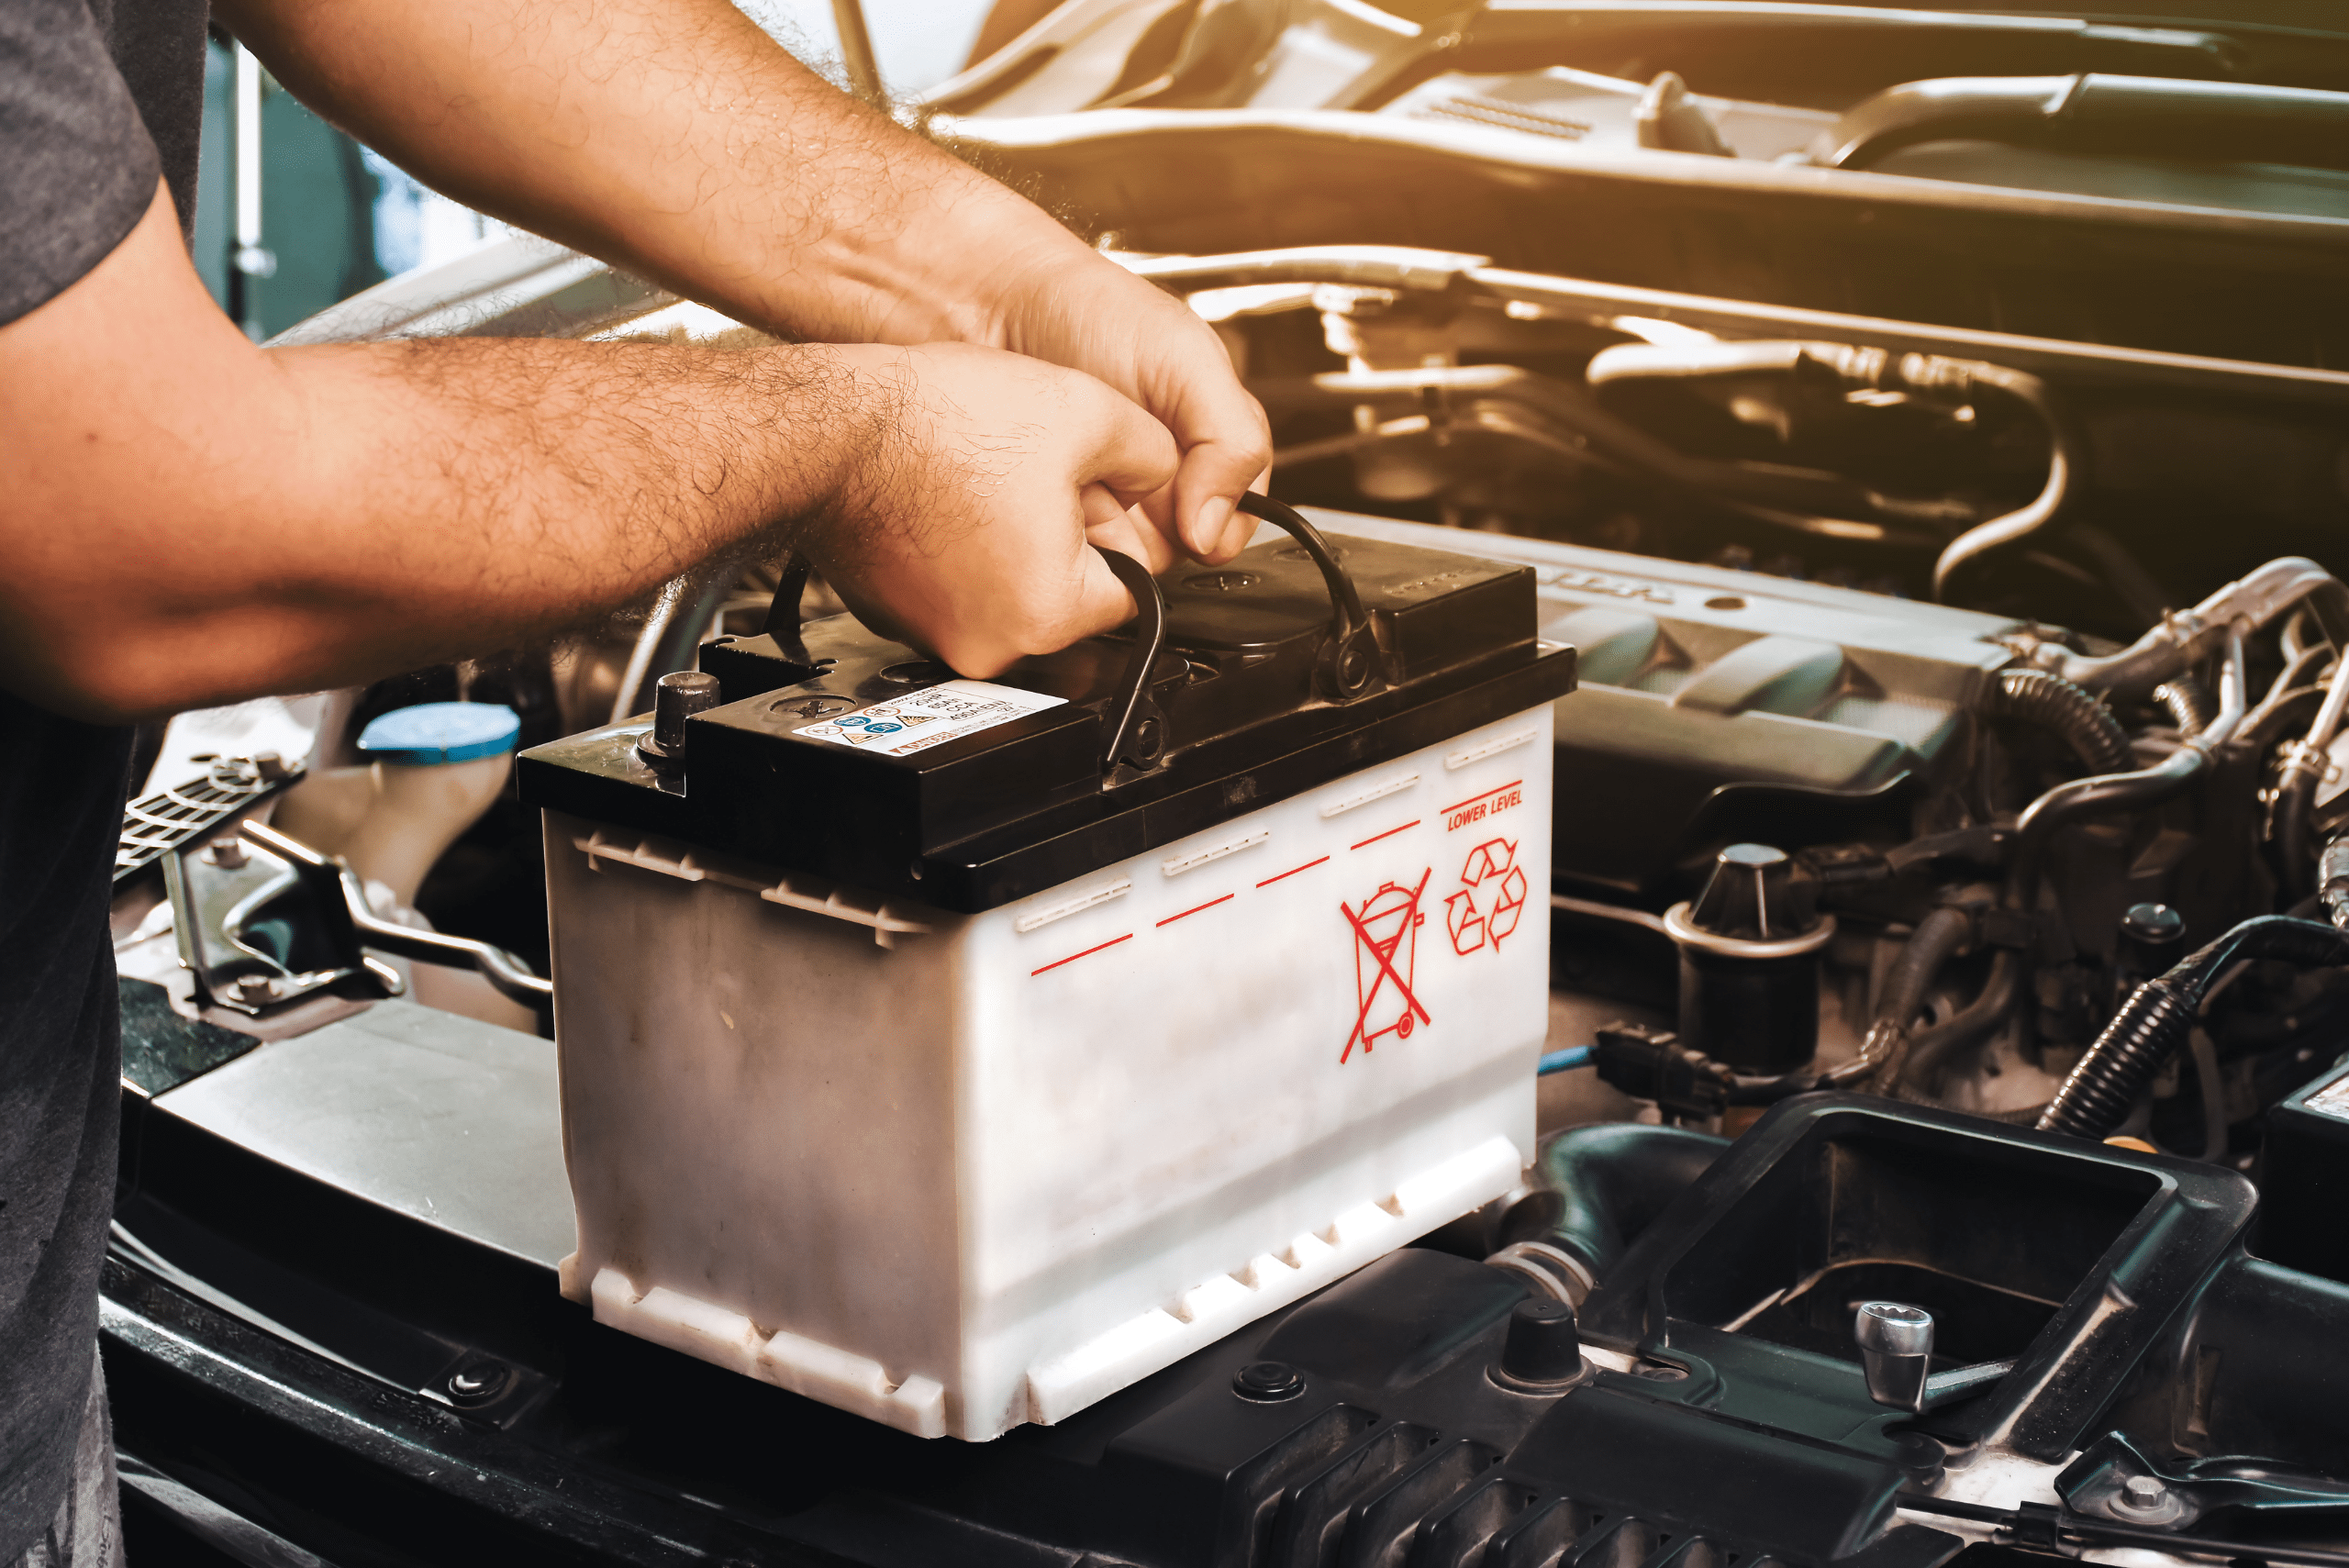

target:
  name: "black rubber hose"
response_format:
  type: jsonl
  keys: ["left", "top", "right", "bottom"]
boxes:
{"left": 1878, "top": 908, "right": 1974, "bottom": 1035}
{"left": 1538, "top": 1123, "right": 1728, "bottom": 1283}
{"left": 2039, "top": 916, "right": 2349, "bottom": 1138}
{"left": 1885, "top": 947, "right": 2049, "bottom": 1123}
{"left": 2035, "top": 980, "right": 2201, "bottom": 1140}
{"left": 1869, "top": 907, "right": 1973, "bottom": 1093}
{"left": 2276, "top": 769, "right": 2321, "bottom": 905}
{"left": 1985, "top": 667, "right": 2133, "bottom": 775}
{"left": 2005, "top": 745, "right": 2209, "bottom": 916}
{"left": 1895, "top": 951, "right": 2021, "bottom": 1095}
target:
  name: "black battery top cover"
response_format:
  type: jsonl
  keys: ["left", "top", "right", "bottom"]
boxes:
{"left": 518, "top": 496, "right": 1575, "bottom": 912}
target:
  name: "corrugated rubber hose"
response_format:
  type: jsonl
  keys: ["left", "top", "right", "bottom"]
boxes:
{"left": 2154, "top": 677, "right": 2213, "bottom": 736}
{"left": 2039, "top": 916, "right": 2349, "bottom": 1140}
{"left": 1985, "top": 667, "right": 2133, "bottom": 776}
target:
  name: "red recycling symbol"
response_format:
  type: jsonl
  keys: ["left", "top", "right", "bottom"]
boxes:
{"left": 1444, "top": 838, "right": 1527, "bottom": 956}
{"left": 1341, "top": 868, "right": 1432, "bottom": 1062}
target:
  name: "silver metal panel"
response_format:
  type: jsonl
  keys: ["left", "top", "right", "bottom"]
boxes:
{"left": 155, "top": 1000, "right": 574, "bottom": 1270}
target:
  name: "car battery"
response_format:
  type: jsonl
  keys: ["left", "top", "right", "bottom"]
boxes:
{"left": 518, "top": 497, "right": 1575, "bottom": 1440}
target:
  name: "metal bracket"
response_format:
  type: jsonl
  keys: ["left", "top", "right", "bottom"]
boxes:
{"left": 117, "top": 751, "right": 304, "bottom": 885}
{"left": 164, "top": 818, "right": 553, "bottom": 1019}
{"left": 250, "top": 820, "right": 554, "bottom": 1008}
{"left": 2058, "top": 1430, "right": 2349, "bottom": 1531}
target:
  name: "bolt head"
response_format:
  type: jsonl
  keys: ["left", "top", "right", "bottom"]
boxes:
{"left": 2121, "top": 903, "right": 2185, "bottom": 945}
{"left": 1498, "top": 1297, "right": 1586, "bottom": 1385}
{"left": 447, "top": 1360, "right": 511, "bottom": 1406}
{"left": 1232, "top": 1361, "right": 1305, "bottom": 1403}
{"left": 1854, "top": 1301, "right": 1935, "bottom": 1357}
{"left": 2119, "top": 1474, "right": 2168, "bottom": 1509}
{"left": 231, "top": 974, "right": 280, "bottom": 1003}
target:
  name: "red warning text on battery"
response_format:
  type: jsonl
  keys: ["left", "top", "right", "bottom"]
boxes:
{"left": 1441, "top": 780, "right": 1522, "bottom": 834}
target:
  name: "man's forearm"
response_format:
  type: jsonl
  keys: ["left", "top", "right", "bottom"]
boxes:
{"left": 217, "top": 0, "right": 1271, "bottom": 562}
{"left": 0, "top": 185, "right": 1177, "bottom": 724}
{"left": 215, "top": 0, "right": 1090, "bottom": 349}
{"left": 0, "top": 192, "right": 890, "bottom": 720}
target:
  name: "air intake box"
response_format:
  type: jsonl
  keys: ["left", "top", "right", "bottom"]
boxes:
{"left": 518, "top": 509, "right": 1574, "bottom": 1440}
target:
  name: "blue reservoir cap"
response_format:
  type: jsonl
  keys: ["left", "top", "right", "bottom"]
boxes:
{"left": 357, "top": 702, "right": 522, "bottom": 766}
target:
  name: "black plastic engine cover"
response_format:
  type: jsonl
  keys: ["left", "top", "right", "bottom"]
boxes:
{"left": 1580, "top": 1096, "right": 2256, "bottom": 1462}
{"left": 2253, "top": 1057, "right": 2349, "bottom": 1285}
{"left": 106, "top": 1061, "right": 2349, "bottom": 1568}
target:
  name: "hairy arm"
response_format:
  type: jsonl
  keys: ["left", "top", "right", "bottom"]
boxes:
{"left": 217, "top": 0, "right": 1268, "bottom": 560}
{"left": 0, "top": 186, "right": 1174, "bottom": 722}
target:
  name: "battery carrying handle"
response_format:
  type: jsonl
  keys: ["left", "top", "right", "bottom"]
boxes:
{"left": 765, "top": 546, "right": 1171, "bottom": 777}
{"left": 1094, "top": 545, "right": 1171, "bottom": 775}
{"left": 760, "top": 495, "right": 1375, "bottom": 776}
{"left": 760, "top": 553, "right": 818, "bottom": 663}
{"left": 1234, "top": 492, "right": 1386, "bottom": 701}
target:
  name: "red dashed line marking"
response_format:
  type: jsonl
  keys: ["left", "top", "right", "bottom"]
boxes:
{"left": 1157, "top": 895, "right": 1234, "bottom": 928}
{"left": 1257, "top": 855, "right": 1330, "bottom": 889}
{"left": 1350, "top": 819, "right": 1421, "bottom": 851}
{"left": 1440, "top": 779, "right": 1522, "bottom": 817}
{"left": 1030, "top": 933, "right": 1132, "bottom": 976}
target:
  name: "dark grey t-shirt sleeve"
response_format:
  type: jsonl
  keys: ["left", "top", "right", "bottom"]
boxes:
{"left": 0, "top": 0, "right": 165, "bottom": 326}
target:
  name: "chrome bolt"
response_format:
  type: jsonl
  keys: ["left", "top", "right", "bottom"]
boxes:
{"left": 2119, "top": 1474, "right": 2168, "bottom": 1511}
{"left": 1854, "top": 1301, "right": 1934, "bottom": 1356}
{"left": 446, "top": 1359, "right": 512, "bottom": 1407}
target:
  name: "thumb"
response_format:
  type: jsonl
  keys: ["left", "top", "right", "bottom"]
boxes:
{"left": 1065, "top": 539, "right": 1152, "bottom": 645}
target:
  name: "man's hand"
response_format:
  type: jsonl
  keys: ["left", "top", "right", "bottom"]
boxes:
{"left": 0, "top": 188, "right": 1181, "bottom": 720}
{"left": 220, "top": 0, "right": 1272, "bottom": 571}
{"left": 985, "top": 250, "right": 1271, "bottom": 566}
{"left": 813, "top": 345, "right": 1179, "bottom": 677}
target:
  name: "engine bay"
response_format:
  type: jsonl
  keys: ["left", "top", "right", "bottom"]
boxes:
{"left": 103, "top": 3, "right": 2349, "bottom": 1564}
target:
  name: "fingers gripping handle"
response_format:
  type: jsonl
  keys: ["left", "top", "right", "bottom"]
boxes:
{"left": 763, "top": 496, "right": 1375, "bottom": 780}
{"left": 1092, "top": 495, "right": 1381, "bottom": 779}
{"left": 1094, "top": 544, "right": 1169, "bottom": 773}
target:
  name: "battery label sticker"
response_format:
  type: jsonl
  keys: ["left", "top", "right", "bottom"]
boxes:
{"left": 2308, "top": 1072, "right": 2349, "bottom": 1123}
{"left": 794, "top": 680, "right": 1065, "bottom": 758}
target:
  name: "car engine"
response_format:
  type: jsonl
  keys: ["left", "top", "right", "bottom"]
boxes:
{"left": 105, "top": 4, "right": 2349, "bottom": 1565}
